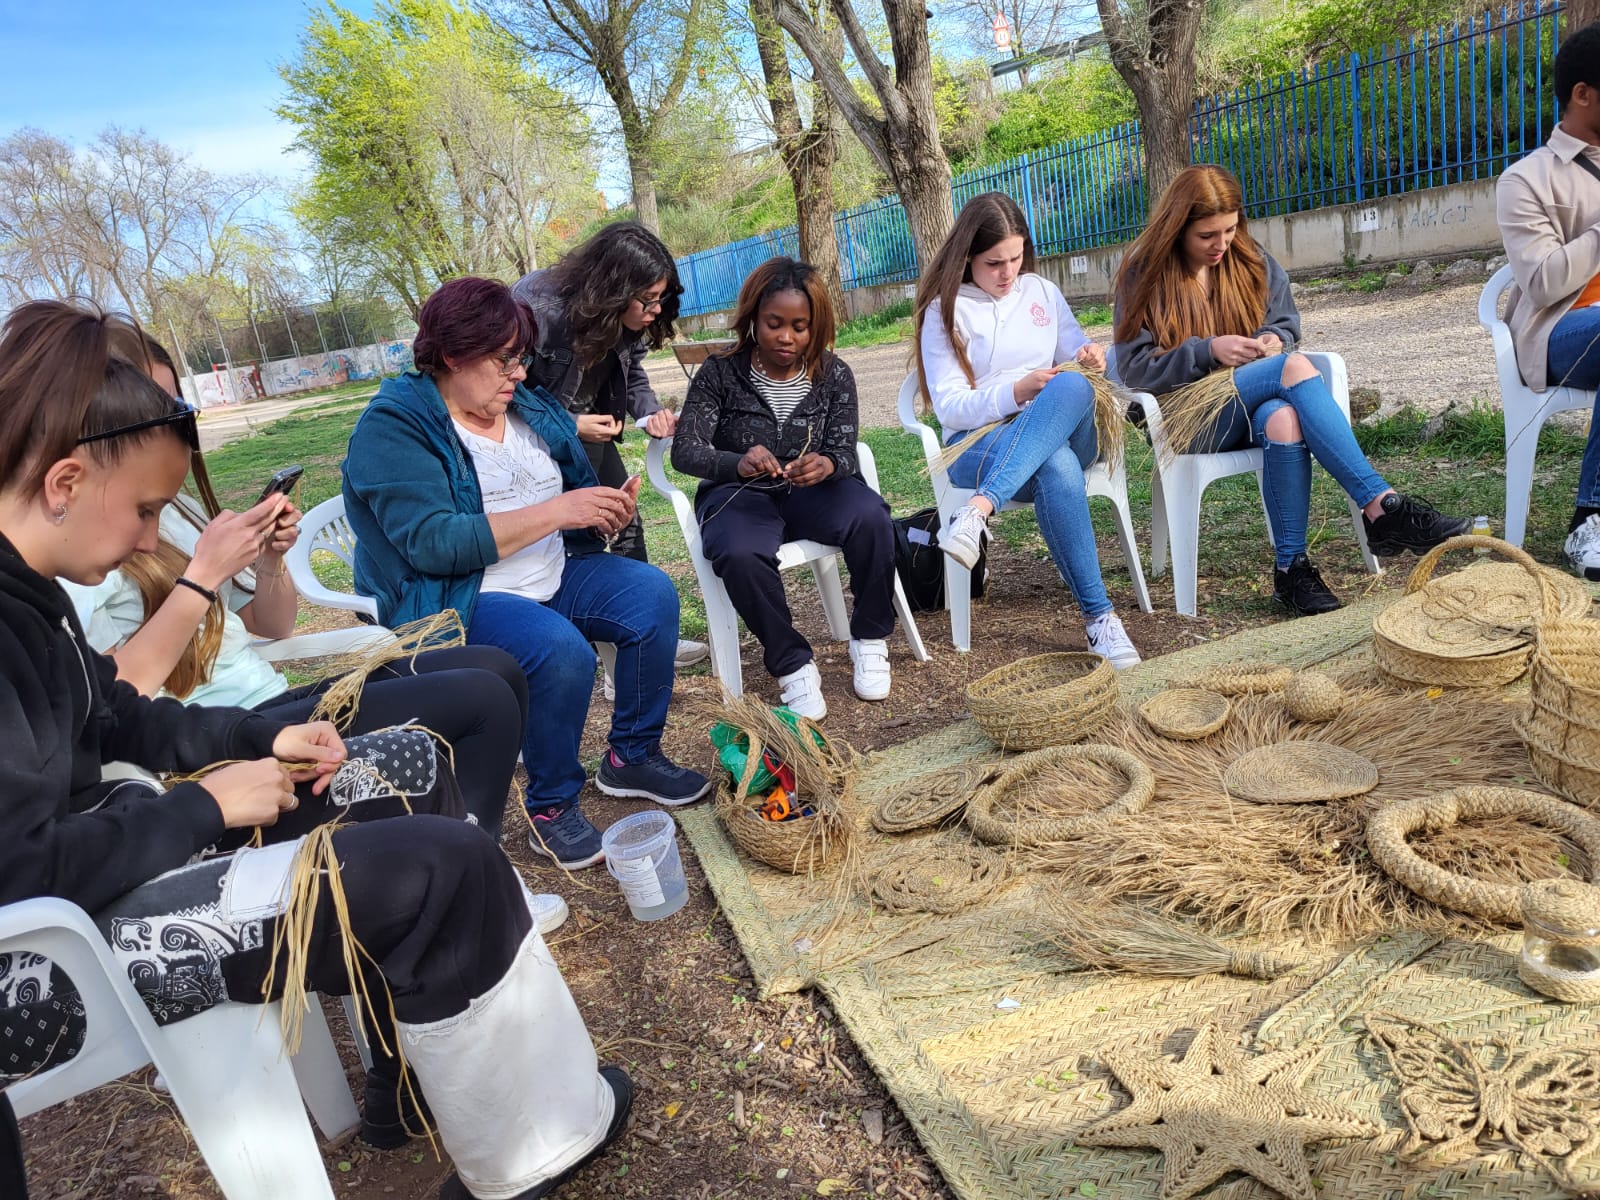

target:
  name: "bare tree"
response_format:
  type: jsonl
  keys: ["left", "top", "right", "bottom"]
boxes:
{"left": 493, "top": 0, "right": 708, "bottom": 234}
{"left": 947, "top": 0, "right": 1082, "bottom": 84}
{"left": 1097, "top": 0, "right": 1203, "bottom": 201}
{"left": 1570, "top": 0, "right": 1600, "bottom": 34}
{"left": 750, "top": 0, "right": 844, "bottom": 309}
{"left": 770, "top": 0, "right": 955, "bottom": 269}
{"left": 0, "top": 130, "right": 106, "bottom": 303}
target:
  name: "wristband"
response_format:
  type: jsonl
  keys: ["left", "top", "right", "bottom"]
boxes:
{"left": 174, "top": 576, "right": 219, "bottom": 604}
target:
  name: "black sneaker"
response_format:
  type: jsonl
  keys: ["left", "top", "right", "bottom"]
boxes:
{"left": 1362, "top": 492, "right": 1471, "bottom": 556}
{"left": 437, "top": 1066, "right": 634, "bottom": 1200}
{"left": 359, "top": 1064, "right": 432, "bottom": 1150}
{"left": 595, "top": 749, "right": 711, "bottom": 806}
{"left": 1273, "top": 554, "right": 1342, "bottom": 616}
{"left": 527, "top": 803, "right": 605, "bottom": 869}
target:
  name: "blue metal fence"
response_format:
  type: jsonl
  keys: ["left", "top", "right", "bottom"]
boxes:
{"left": 674, "top": 0, "right": 1562, "bottom": 316}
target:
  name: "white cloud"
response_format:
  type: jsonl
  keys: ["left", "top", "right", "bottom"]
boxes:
{"left": 171, "top": 117, "right": 309, "bottom": 182}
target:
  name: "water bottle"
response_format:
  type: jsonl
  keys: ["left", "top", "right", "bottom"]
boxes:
{"left": 1472, "top": 515, "right": 1492, "bottom": 553}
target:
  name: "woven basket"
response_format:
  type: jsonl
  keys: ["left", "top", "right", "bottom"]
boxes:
{"left": 965, "top": 744, "right": 1154, "bottom": 846}
{"left": 1522, "top": 608, "right": 1600, "bottom": 809}
{"left": 1366, "top": 788, "right": 1600, "bottom": 923}
{"left": 1373, "top": 536, "right": 1589, "bottom": 688}
{"left": 1138, "top": 688, "right": 1230, "bottom": 740}
{"left": 967, "top": 652, "right": 1118, "bottom": 751}
{"left": 712, "top": 713, "right": 856, "bottom": 874}
{"left": 1222, "top": 741, "right": 1379, "bottom": 804}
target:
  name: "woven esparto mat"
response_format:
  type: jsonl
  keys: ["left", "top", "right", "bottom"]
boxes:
{"left": 677, "top": 595, "right": 1600, "bottom": 1199}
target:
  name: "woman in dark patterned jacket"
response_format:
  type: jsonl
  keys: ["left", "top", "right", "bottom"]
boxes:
{"left": 671, "top": 257, "right": 897, "bottom": 720}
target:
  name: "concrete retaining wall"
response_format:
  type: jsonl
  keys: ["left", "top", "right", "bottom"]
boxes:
{"left": 183, "top": 339, "right": 415, "bottom": 409}
{"left": 675, "top": 178, "right": 1502, "bottom": 330}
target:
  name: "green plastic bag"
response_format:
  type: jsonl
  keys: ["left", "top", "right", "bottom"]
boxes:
{"left": 708, "top": 706, "right": 816, "bottom": 793}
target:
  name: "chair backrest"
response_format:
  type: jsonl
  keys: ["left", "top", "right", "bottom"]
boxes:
{"left": 285, "top": 495, "right": 380, "bottom": 620}
{"left": 1478, "top": 264, "right": 1528, "bottom": 396}
{"left": 1479, "top": 264, "right": 1514, "bottom": 332}
{"left": 303, "top": 495, "right": 360, "bottom": 569}
{"left": 896, "top": 372, "right": 923, "bottom": 433}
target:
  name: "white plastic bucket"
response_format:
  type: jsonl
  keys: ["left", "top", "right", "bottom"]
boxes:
{"left": 602, "top": 810, "right": 688, "bottom": 921}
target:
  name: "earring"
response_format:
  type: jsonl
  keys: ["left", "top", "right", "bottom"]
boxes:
{"left": 52, "top": 502, "right": 67, "bottom": 525}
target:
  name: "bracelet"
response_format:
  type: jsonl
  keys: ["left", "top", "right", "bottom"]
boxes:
{"left": 174, "top": 576, "right": 218, "bottom": 604}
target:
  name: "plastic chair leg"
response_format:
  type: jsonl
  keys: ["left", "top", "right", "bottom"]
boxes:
{"left": 1503, "top": 413, "right": 1543, "bottom": 548}
{"left": 890, "top": 576, "right": 930, "bottom": 662}
{"left": 1346, "top": 497, "right": 1382, "bottom": 574}
{"left": 152, "top": 1002, "right": 336, "bottom": 1199}
{"left": 290, "top": 1000, "right": 360, "bottom": 1140}
{"left": 342, "top": 995, "right": 373, "bottom": 1073}
{"left": 1149, "top": 469, "right": 1170, "bottom": 579}
{"left": 812, "top": 556, "right": 851, "bottom": 642}
{"left": 1104, "top": 489, "right": 1153, "bottom": 614}
{"left": 1163, "top": 465, "right": 1205, "bottom": 617}
{"left": 945, "top": 554, "right": 973, "bottom": 652}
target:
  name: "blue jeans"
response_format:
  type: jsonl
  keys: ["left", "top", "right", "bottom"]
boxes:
{"left": 1194, "top": 356, "right": 1389, "bottom": 568}
{"left": 946, "top": 372, "right": 1112, "bottom": 618}
{"left": 1547, "top": 306, "right": 1600, "bottom": 507}
{"left": 466, "top": 552, "right": 680, "bottom": 812}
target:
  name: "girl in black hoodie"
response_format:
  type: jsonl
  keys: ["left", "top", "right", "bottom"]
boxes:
{"left": 0, "top": 301, "right": 629, "bottom": 1200}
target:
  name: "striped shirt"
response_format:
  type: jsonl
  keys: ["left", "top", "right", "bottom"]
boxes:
{"left": 749, "top": 362, "right": 811, "bottom": 424}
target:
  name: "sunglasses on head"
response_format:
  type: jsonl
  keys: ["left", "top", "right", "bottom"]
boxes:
{"left": 77, "top": 397, "right": 200, "bottom": 453}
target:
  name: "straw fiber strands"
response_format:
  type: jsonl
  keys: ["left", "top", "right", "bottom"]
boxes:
{"left": 1038, "top": 684, "right": 1592, "bottom": 939}
{"left": 936, "top": 361, "right": 1129, "bottom": 474}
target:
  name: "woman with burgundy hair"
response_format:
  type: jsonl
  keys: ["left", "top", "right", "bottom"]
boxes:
{"left": 342, "top": 277, "right": 709, "bottom": 871}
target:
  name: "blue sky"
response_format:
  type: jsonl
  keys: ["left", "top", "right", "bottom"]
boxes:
{"left": 0, "top": 1, "right": 372, "bottom": 183}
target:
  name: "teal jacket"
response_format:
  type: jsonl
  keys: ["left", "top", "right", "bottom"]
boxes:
{"left": 341, "top": 370, "right": 603, "bottom": 629}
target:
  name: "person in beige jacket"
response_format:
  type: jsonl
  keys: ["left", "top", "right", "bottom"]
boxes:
{"left": 1497, "top": 21, "right": 1600, "bottom": 580}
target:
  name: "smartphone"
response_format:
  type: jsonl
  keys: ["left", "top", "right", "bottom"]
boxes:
{"left": 257, "top": 465, "right": 304, "bottom": 504}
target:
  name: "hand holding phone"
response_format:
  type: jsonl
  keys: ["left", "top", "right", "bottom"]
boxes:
{"left": 258, "top": 465, "right": 304, "bottom": 504}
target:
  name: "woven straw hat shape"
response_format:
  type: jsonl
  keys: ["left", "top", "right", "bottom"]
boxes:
{"left": 1222, "top": 741, "right": 1379, "bottom": 803}
{"left": 869, "top": 844, "right": 1008, "bottom": 914}
{"left": 871, "top": 761, "right": 1002, "bottom": 834}
{"left": 1138, "top": 688, "right": 1230, "bottom": 740}
{"left": 966, "top": 743, "right": 1154, "bottom": 845}
{"left": 1282, "top": 672, "right": 1345, "bottom": 722}
{"left": 1518, "top": 878, "right": 1600, "bottom": 1002}
{"left": 1366, "top": 787, "right": 1600, "bottom": 923}
{"left": 1373, "top": 536, "right": 1590, "bottom": 687}
{"left": 967, "top": 652, "right": 1118, "bottom": 751}
{"left": 1187, "top": 661, "right": 1293, "bottom": 695}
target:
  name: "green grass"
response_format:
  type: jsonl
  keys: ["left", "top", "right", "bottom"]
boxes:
{"left": 200, "top": 394, "right": 1587, "bottom": 639}
{"left": 1074, "top": 302, "right": 1113, "bottom": 327}
{"left": 835, "top": 299, "right": 914, "bottom": 350}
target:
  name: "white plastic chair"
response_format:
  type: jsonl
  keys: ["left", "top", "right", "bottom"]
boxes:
{"left": 1479, "top": 264, "right": 1596, "bottom": 547}
{"left": 896, "top": 374, "right": 1153, "bottom": 652}
{"left": 286, "top": 496, "right": 384, "bottom": 623}
{"left": 646, "top": 438, "right": 930, "bottom": 697}
{"left": 1117, "top": 350, "right": 1381, "bottom": 617}
{"left": 1, "top": 896, "right": 353, "bottom": 1198}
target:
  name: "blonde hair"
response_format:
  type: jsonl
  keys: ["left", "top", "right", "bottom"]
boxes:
{"left": 1113, "top": 165, "right": 1268, "bottom": 349}
{"left": 120, "top": 539, "right": 227, "bottom": 698}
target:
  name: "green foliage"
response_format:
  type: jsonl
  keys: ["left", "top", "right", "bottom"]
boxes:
{"left": 970, "top": 60, "right": 1136, "bottom": 167}
{"left": 834, "top": 299, "right": 914, "bottom": 349}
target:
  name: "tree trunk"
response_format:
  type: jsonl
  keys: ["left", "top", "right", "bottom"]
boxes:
{"left": 628, "top": 153, "right": 661, "bottom": 234}
{"left": 893, "top": 156, "right": 955, "bottom": 276}
{"left": 752, "top": 0, "right": 845, "bottom": 312}
{"left": 1570, "top": 0, "right": 1600, "bottom": 32}
{"left": 1097, "top": 0, "right": 1203, "bottom": 208}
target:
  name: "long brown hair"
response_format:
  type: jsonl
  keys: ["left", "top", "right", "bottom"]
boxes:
{"left": 912, "top": 192, "right": 1035, "bottom": 404}
{"left": 722, "top": 256, "right": 836, "bottom": 378}
{"left": 549, "top": 222, "right": 681, "bottom": 367}
{"left": 106, "top": 323, "right": 224, "bottom": 519}
{"left": 1113, "top": 165, "right": 1268, "bottom": 348}
{"left": 120, "top": 539, "right": 227, "bottom": 697}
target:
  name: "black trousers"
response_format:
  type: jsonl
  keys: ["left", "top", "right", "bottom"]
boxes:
{"left": 585, "top": 437, "right": 647, "bottom": 562}
{"left": 696, "top": 473, "right": 897, "bottom": 677}
{"left": 255, "top": 644, "right": 526, "bottom": 840}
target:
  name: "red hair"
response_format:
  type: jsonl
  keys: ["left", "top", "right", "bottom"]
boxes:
{"left": 413, "top": 277, "right": 536, "bottom": 374}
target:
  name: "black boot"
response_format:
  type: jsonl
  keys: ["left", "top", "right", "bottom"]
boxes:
{"left": 437, "top": 1067, "right": 634, "bottom": 1200}
{"left": 1362, "top": 492, "right": 1471, "bottom": 555}
{"left": 360, "top": 1052, "right": 433, "bottom": 1149}
{"left": 1274, "top": 555, "right": 1342, "bottom": 616}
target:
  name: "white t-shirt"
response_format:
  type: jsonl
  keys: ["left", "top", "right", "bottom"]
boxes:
{"left": 454, "top": 413, "right": 566, "bottom": 602}
{"left": 60, "top": 497, "right": 288, "bottom": 710}
{"left": 918, "top": 273, "right": 1091, "bottom": 437}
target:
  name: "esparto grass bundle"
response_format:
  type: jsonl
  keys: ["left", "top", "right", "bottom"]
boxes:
{"left": 1147, "top": 367, "right": 1239, "bottom": 463}
{"left": 1028, "top": 682, "right": 1585, "bottom": 939}
{"left": 935, "top": 361, "right": 1128, "bottom": 474}
{"left": 1045, "top": 902, "right": 1303, "bottom": 979}
{"left": 309, "top": 609, "right": 467, "bottom": 731}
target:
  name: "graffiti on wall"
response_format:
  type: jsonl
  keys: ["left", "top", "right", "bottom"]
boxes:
{"left": 182, "top": 340, "right": 415, "bottom": 408}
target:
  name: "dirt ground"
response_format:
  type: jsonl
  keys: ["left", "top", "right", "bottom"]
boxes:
{"left": 17, "top": 270, "right": 1508, "bottom": 1200}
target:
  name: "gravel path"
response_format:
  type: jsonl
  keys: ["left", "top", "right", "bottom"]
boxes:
{"left": 643, "top": 277, "right": 1501, "bottom": 429}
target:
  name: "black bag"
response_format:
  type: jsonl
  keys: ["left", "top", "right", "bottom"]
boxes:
{"left": 894, "top": 507, "right": 988, "bottom": 612}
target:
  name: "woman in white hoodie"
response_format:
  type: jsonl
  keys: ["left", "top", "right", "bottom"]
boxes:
{"left": 913, "top": 191, "right": 1140, "bottom": 666}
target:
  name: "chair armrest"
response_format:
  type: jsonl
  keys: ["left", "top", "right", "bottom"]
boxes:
{"left": 252, "top": 626, "right": 396, "bottom": 664}
{"left": 645, "top": 436, "right": 699, "bottom": 531}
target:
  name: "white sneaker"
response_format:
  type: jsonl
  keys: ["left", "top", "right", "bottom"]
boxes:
{"left": 1086, "top": 612, "right": 1141, "bottom": 670}
{"left": 940, "top": 503, "right": 989, "bottom": 570}
{"left": 777, "top": 661, "right": 828, "bottom": 720}
{"left": 528, "top": 892, "right": 569, "bottom": 935}
{"left": 849, "top": 638, "right": 891, "bottom": 701}
{"left": 1565, "top": 514, "right": 1600, "bottom": 582}
{"left": 675, "top": 638, "right": 710, "bottom": 668}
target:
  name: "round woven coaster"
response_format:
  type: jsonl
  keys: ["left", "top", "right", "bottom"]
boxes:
{"left": 966, "top": 744, "right": 1154, "bottom": 845}
{"left": 1222, "top": 741, "right": 1379, "bottom": 804}
{"left": 1138, "top": 688, "right": 1230, "bottom": 740}
{"left": 1283, "top": 672, "right": 1345, "bottom": 723}
{"left": 1188, "top": 661, "right": 1293, "bottom": 696}
{"left": 869, "top": 844, "right": 1008, "bottom": 914}
{"left": 1367, "top": 787, "right": 1600, "bottom": 923}
{"left": 871, "top": 761, "right": 1002, "bottom": 834}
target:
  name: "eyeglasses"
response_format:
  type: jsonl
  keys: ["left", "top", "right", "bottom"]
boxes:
{"left": 492, "top": 350, "right": 534, "bottom": 377}
{"left": 77, "top": 397, "right": 200, "bottom": 452}
{"left": 633, "top": 294, "right": 665, "bottom": 313}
